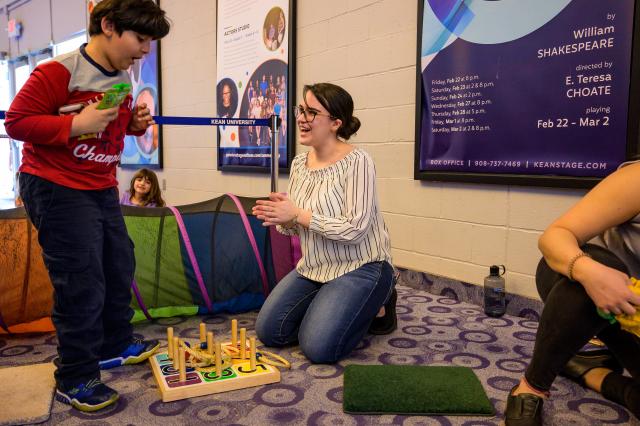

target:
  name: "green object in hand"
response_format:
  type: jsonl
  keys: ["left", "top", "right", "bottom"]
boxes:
{"left": 595, "top": 278, "right": 640, "bottom": 338}
{"left": 96, "top": 83, "right": 131, "bottom": 110}
{"left": 597, "top": 308, "right": 618, "bottom": 325}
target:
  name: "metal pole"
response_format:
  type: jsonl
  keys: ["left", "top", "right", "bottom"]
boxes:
{"left": 270, "top": 114, "right": 280, "bottom": 193}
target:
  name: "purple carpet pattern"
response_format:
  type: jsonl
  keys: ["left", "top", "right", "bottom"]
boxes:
{"left": 0, "top": 280, "right": 637, "bottom": 425}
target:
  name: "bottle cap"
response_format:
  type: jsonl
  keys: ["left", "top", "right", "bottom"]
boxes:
{"left": 490, "top": 265, "right": 506, "bottom": 276}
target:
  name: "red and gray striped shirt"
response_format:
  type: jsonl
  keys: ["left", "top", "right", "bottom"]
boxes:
{"left": 6, "top": 44, "right": 142, "bottom": 190}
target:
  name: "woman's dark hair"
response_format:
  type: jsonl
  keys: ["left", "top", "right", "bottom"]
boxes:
{"left": 303, "top": 83, "right": 361, "bottom": 140}
{"left": 216, "top": 79, "right": 238, "bottom": 117}
{"left": 129, "top": 168, "right": 165, "bottom": 207}
{"left": 89, "top": 0, "right": 171, "bottom": 40}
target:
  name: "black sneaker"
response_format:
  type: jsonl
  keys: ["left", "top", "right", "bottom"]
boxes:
{"left": 99, "top": 338, "right": 160, "bottom": 370}
{"left": 55, "top": 378, "right": 119, "bottom": 412}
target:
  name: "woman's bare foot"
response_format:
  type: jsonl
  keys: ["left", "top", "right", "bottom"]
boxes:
{"left": 583, "top": 367, "right": 613, "bottom": 393}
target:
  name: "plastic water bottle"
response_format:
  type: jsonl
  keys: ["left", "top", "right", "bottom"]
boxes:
{"left": 484, "top": 265, "right": 506, "bottom": 317}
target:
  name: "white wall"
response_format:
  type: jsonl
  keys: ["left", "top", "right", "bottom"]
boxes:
{"left": 0, "top": 0, "right": 85, "bottom": 57}
{"left": 118, "top": 0, "right": 588, "bottom": 299}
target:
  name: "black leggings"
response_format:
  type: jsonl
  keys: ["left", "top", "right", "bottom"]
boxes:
{"left": 525, "top": 244, "right": 640, "bottom": 418}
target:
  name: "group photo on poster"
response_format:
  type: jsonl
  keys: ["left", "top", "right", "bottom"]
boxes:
{"left": 416, "top": 0, "right": 638, "bottom": 187}
{"left": 217, "top": 0, "right": 294, "bottom": 171}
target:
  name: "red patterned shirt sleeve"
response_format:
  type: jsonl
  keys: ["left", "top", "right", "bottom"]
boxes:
{"left": 5, "top": 61, "right": 74, "bottom": 146}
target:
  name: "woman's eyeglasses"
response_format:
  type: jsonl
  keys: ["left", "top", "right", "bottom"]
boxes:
{"left": 293, "top": 105, "right": 335, "bottom": 123}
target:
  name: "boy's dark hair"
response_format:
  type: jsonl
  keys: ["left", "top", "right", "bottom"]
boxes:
{"left": 303, "top": 83, "right": 361, "bottom": 140}
{"left": 89, "top": 0, "right": 170, "bottom": 40}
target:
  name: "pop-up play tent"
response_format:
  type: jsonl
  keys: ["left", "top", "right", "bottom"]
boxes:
{"left": 0, "top": 194, "right": 300, "bottom": 333}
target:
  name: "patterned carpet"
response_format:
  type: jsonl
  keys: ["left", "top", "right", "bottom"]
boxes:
{"left": 0, "top": 284, "right": 637, "bottom": 425}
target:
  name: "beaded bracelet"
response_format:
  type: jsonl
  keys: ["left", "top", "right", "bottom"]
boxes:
{"left": 282, "top": 208, "right": 299, "bottom": 229}
{"left": 567, "top": 252, "right": 592, "bottom": 281}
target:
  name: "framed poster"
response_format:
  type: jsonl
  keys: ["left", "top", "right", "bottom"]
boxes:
{"left": 216, "top": 0, "right": 296, "bottom": 172}
{"left": 120, "top": 39, "right": 163, "bottom": 168}
{"left": 415, "top": 0, "right": 640, "bottom": 188}
{"left": 87, "top": 0, "right": 164, "bottom": 169}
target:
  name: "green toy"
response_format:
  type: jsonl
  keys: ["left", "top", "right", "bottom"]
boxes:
{"left": 597, "top": 308, "right": 618, "bottom": 325}
{"left": 96, "top": 83, "right": 131, "bottom": 109}
{"left": 597, "top": 277, "right": 640, "bottom": 338}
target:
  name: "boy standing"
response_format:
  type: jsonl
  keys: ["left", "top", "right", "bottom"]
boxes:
{"left": 5, "top": 0, "right": 170, "bottom": 412}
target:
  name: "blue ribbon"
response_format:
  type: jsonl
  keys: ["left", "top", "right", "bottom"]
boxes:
{"left": 0, "top": 111, "right": 271, "bottom": 127}
{"left": 153, "top": 116, "right": 270, "bottom": 127}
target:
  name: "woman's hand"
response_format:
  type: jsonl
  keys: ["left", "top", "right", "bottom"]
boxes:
{"left": 252, "top": 192, "right": 298, "bottom": 227}
{"left": 575, "top": 258, "right": 640, "bottom": 316}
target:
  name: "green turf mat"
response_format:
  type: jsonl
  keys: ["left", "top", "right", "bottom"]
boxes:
{"left": 343, "top": 365, "right": 495, "bottom": 416}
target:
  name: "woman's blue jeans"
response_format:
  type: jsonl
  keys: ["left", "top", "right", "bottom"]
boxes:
{"left": 256, "top": 261, "right": 394, "bottom": 364}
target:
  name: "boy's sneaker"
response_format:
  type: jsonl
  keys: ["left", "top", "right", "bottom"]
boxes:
{"left": 99, "top": 338, "right": 160, "bottom": 370}
{"left": 55, "top": 378, "right": 119, "bottom": 412}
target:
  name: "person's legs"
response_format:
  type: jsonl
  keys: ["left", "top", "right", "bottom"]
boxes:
{"left": 578, "top": 250, "right": 640, "bottom": 419}
{"left": 20, "top": 173, "right": 107, "bottom": 388}
{"left": 255, "top": 269, "right": 320, "bottom": 347}
{"left": 596, "top": 318, "right": 640, "bottom": 379}
{"left": 96, "top": 188, "right": 160, "bottom": 370}
{"left": 21, "top": 174, "right": 119, "bottom": 411}
{"left": 506, "top": 244, "right": 639, "bottom": 424}
{"left": 369, "top": 271, "right": 398, "bottom": 335}
{"left": 600, "top": 371, "right": 640, "bottom": 419}
{"left": 99, "top": 188, "right": 135, "bottom": 358}
{"left": 595, "top": 319, "right": 640, "bottom": 419}
{"left": 523, "top": 244, "right": 629, "bottom": 392}
{"left": 298, "top": 261, "right": 394, "bottom": 363}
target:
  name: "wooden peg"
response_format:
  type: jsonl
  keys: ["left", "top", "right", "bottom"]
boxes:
{"left": 240, "top": 328, "right": 246, "bottom": 359}
{"left": 207, "top": 331, "right": 214, "bottom": 355}
{"left": 231, "top": 319, "right": 238, "bottom": 347}
{"left": 215, "top": 341, "right": 222, "bottom": 377}
{"left": 167, "top": 327, "right": 174, "bottom": 358}
{"left": 199, "top": 322, "right": 206, "bottom": 343}
{"left": 250, "top": 337, "right": 257, "bottom": 371}
{"left": 179, "top": 347, "right": 186, "bottom": 382}
{"left": 172, "top": 337, "right": 180, "bottom": 369}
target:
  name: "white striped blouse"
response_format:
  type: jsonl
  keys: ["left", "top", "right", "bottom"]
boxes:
{"left": 277, "top": 148, "right": 392, "bottom": 283}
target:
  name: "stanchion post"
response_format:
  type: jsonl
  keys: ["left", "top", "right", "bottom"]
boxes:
{"left": 269, "top": 114, "right": 281, "bottom": 193}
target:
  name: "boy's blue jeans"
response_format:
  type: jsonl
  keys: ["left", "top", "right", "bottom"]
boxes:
{"left": 20, "top": 173, "right": 135, "bottom": 387}
{"left": 256, "top": 261, "right": 394, "bottom": 363}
